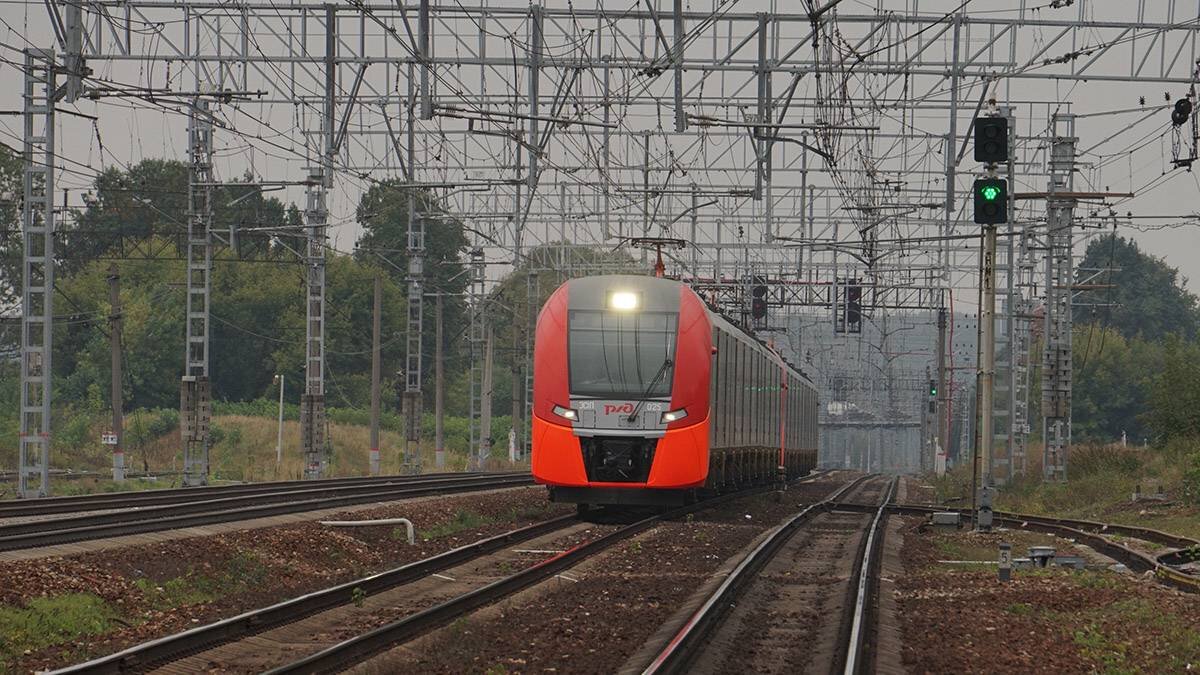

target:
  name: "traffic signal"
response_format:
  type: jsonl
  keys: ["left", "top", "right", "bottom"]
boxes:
{"left": 929, "top": 379, "right": 937, "bottom": 397}
{"left": 974, "top": 116, "right": 1008, "bottom": 163}
{"left": 973, "top": 178, "right": 1008, "bottom": 224}
{"left": 845, "top": 284, "right": 862, "bottom": 333}
{"left": 1173, "top": 98, "right": 1193, "bottom": 126}
{"left": 751, "top": 297, "right": 767, "bottom": 320}
{"left": 751, "top": 278, "right": 768, "bottom": 320}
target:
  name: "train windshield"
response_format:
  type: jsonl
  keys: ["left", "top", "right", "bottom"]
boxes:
{"left": 567, "top": 310, "right": 678, "bottom": 398}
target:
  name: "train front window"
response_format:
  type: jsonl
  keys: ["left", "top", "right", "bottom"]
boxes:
{"left": 568, "top": 310, "right": 678, "bottom": 398}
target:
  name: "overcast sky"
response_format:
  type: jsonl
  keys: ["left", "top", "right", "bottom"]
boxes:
{"left": 1, "top": 0, "right": 1198, "bottom": 302}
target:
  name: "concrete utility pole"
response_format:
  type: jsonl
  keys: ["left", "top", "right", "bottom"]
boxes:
{"left": 511, "top": 305, "right": 521, "bottom": 461}
{"left": 979, "top": 219, "right": 998, "bottom": 506}
{"left": 108, "top": 264, "right": 124, "bottom": 482}
{"left": 370, "top": 274, "right": 382, "bottom": 476}
{"left": 435, "top": 293, "right": 445, "bottom": 470}
{"left": 274, "top": 375, "right": 284, "bottom": 465}
{"left": 935, "top": 307, "right": 948, "bottom": 476}
{"left": 478, "top": 323, "right": 494, "bottom": 468}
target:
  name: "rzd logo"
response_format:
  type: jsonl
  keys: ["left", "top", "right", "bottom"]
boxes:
{"left": 603, "top": 403, "right": 635, "bottom": 415}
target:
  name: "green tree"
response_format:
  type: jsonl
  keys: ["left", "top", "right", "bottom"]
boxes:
{"left": 353, "top": 181, "right": 471, "bottom": 400}
{"left": 1072, "top": 324, "right": 1160, "bottom": 442}
{"left": 1075, "top": 234, "right": 1200, "bottom": 341}
{"left": 0, "top": 143, "right": 22, "bottom": 311}
{"left": 68, "top": 161, "right": 291, "bottom": 271}
{"left": 1146, "top": 335, "right": 1200, "bottom": 442}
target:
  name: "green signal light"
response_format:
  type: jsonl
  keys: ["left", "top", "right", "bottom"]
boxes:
{"left": 981, "top": 185, "right": 1001, "bottom": 201}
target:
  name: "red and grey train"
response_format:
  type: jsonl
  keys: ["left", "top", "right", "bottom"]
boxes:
{"left": 531, "top": 274, "right": 818, "bottom": 506}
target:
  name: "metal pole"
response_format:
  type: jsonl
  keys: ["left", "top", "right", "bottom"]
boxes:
{"left": 673, "top": 0, "right": 686, "bottom": 132}
{"left": 17, "top": 49, "right": 55, "bottom": 498}
{"left": 302, "top": 4, "right": 335, "bottom": 480}
{"left": 182, "top": 94, "right": 214, "bottom": 488}
{"left": 1005, "top": 108, "right": 1019, "bottom": 482}
{"left": 435, "top": 293, "right": 445, "bottom": 470}
{"left": 108, "top": 264, "right": 124, "bottom": 482}
{"left": 370, "top": 274, "right": 382, "bottom": 475}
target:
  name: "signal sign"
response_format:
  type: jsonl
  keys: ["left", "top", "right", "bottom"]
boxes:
{"left": 973, "top": 178, "right": 1008, "bottom": 224}
{"left": 1173, "top": 98, "right": 1193, "bottom": 126}
{"left": 974, "top": 116, "right": 1008, "bottom": 163}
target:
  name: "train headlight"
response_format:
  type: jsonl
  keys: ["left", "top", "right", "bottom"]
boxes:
{"left": 608, "top": 290, "right": 640, "bottom": 311}
{"left": 553, "top": 404, "right": 578, "bottom": 421}
{"left": 661, "top": 408, "right": 688, "bottom": 424}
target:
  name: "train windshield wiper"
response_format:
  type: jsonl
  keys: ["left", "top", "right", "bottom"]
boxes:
{"left": 626, "top": 358, "right": 673, "bottom": 423}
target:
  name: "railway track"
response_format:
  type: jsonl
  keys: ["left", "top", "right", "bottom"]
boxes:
{"left": 892, "top": 503, "right": 1200, "bottom": 593}
{"left": 259, "top": 478, "right": 837, "bottom": 675}
{"left": 0, "top": 472, "right": 534, "bottom": 553}
{"left": 74, "top": 472, "right": 827, "bottom": 675}
{"left": 50, "top": 472, "right": 839, "bottom": 674}
{"left": 49, "top": 513, "right": 583, "bottom": 675}
{"left": 0, "top": 471, "right": 501, "bottom": 519}
{"left": 641, "top": 474, "right": 897, "bottom": 675}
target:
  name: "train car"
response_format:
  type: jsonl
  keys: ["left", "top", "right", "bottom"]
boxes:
{"left": 531, "top": 274, "right": 818, "bottom": 506}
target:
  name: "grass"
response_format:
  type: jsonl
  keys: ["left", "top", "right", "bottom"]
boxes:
{"left": 1073, "top": 623, "right": 1134, "bottom": 674}
{"left": 1065, "top": 597, "right": 1200, "bottom": 674}
{"left": 417, "top": 509, "right": 494, "bottom": 540}
{"left": 135, "top": 551, "right": 269, "bottom": 610}
{"left": 135, "top": 577, "right": 219, "bottom": 610}
{"left": 2, "top": 413, "right": 529, "bottom": 499}
{"left": 929, "top": 530, "right": 1063, "bottom": 565}
{"left": 930, "top": 441, "right": 1200, "bottom": 543}
{"left": 0, "top": 594, "right": 120, "bottom": 668}
{"left": 1005, "top": 602, "right": 1033, "bottom": 616}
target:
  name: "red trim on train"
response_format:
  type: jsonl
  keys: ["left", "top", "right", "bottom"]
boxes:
{"left": 532, "top": 415, "right": 710, "bottom": 489}
{"left": 532, "top": 283, "right": 570, "bottom": 423}
{"left": 666, "top": 285, "right": 712, "bottom": 432}
{"left": 530, "top": 416, "right": 587, "bottom": 485}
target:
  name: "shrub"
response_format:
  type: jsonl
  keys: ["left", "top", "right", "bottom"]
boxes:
{"left": 1182, "top": 454, "right": 1200, "bottom": 505}
{"left": 1069, "top": 444, "right": 1143, "bottom": 477}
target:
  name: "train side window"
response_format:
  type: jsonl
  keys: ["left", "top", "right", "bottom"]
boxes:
{"left": 740, "top": 341, "right": 748, "bottom": 447}
{"left": 745, "top": 348, "right": 752, "bottom": 446}
{"left": 754, "top": 351, "right": 761, "bottom": 446}
{"left": 753, "top": 355, "right": 763, "bottom": 444}
{"left": 789, "top": 377, "right": 795, "bottom": 449}
{"left": 734, "top": 339, "right": 743, "bottom": 447}
{"left": 766, "top": 362, "right": 773, "bottom": 446}
{"left": 711, "top": 330, "right": 720, "bottom": 446}
{"left": 741, "top": 339, "right": 748, "bottom": 447}
{"left": 722, "top": 334, "right": 731, "bottom": 448}
{"left": 772, "top": 367, "right": 779, "bottom": 443}
{"left": 717, "top": 330, "right": 726, "bottom": 446}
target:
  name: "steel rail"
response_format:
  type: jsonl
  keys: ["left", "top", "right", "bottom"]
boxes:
{"left": 0, "top": 474, "right": 534, "bottom": 552}
{"left": 0, "top": 473, "right": 527, "bottom": 536}
{"left": 842, "top": 477, "right": 898, "bottom": 675}
{"left": 50, "top": 514, "right": 579, "bottom": 675}
{"left": 263, "top": 473, "right": 838, "bottom": 675}
{"left": 889, "top": 504, "right": 1200, "bottom": 594}
{"left": 890, "top": 503, "right": 1200, "bottom": 550}
{"left": 641, "top": 474, "right": 884, "bottom": 675}
{"left": 0, "top": 471, "right": 496, "bottom": 519}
